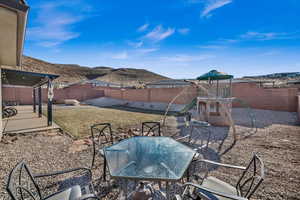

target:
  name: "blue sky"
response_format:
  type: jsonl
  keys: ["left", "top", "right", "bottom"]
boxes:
{"left": 24, "top": 0, "right": 300, "bottom": 79}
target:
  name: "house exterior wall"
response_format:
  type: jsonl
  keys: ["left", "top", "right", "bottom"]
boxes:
{"left": 0, "top": 7, "right": 17, "bottom": 66}
{"left": 0, "top": 0, "right": 29, "bottom": 140}
{"left": 0, "top": 68, "right": 2, "bottom": 139}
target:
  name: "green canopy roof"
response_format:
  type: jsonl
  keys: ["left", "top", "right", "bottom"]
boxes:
{"left": 197, "top": 70, "right": 233, "bottom": 80}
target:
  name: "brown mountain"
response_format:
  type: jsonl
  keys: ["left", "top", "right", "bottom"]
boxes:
{"left": 19, "top": 56, "right": 169, "bottom": 85}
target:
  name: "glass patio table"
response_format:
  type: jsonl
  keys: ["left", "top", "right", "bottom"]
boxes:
{"left": 104, "top": 136, "right": 196, "bottom": 199}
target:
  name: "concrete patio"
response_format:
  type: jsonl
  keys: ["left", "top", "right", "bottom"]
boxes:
{"left": 2, "top": 105, "right": 60, "bottom": 134}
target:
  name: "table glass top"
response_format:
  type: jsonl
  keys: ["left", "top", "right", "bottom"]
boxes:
{"left": 104, "top": 136, "right": 196, "bottom": 181}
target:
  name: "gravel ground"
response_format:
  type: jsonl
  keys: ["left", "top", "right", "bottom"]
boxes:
{"left": 0, "top": 108, "right": 299, "bottom": 199}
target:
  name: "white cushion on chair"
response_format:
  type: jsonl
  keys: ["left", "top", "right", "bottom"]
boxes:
{"left": 197, "top": 176, "right": 238, "bottom": 200}
{"left": 45, "top": 185, "right": 82, "bottom": 200}
{"left": 99, "top": 149, "right": 104, "bottom": 156}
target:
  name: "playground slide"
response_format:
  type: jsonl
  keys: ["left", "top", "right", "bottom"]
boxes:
{"left": 178, "top": 97, "right": 197, "bottom": 114}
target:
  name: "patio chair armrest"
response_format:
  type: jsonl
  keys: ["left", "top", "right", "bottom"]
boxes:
{"left": 182, "top": 182, "right": 248, "bottom": 200}
{"left": 34, "top": 167, "right": 92, "bottom": 179}
{"left": 174, "top": 134, "right": 190, "bottom": 142}
{"left": 112, "top": 132, "right": 130, "bottom": 139}
{"left": 199, "top": 159, "right": 247, "bottom": 170}
{"left": 76, "top": 194, "right": 100, "bottom": 200}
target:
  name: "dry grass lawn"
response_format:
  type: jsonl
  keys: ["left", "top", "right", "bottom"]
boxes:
{"left": 51, "top": 106, "right": 163, "bottom": 138}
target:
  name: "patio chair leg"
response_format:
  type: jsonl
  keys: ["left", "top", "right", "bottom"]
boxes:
{"left": 166, "top": 181, "right": 170, "bottom": 200}
{"left": 103, "top": 159, "right": 107, "bottom": 181}
{"left": 218, "top": 139, "right": 225, "bottom": 153}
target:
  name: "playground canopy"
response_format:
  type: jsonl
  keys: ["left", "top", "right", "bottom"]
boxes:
{"left": 197, "top": 70, "right": 233, "bottom": 80}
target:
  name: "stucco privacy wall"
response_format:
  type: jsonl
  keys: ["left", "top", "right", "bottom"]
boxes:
{"left": 232, "top": 83, "right": 298, "bottom": 112}
{"left": 103, "top": 83, "right": 298, "bottom": 112}
{"left": 103, "top": 87, "right": 198, "bottom": 104}
{"left": 2, "top": 83, "right": 299, "bottom": 113}
{"left": 54, "top": 84, "right": 104, "bottom": 103}
{"left": 2, "top": 84, "right": 104, "bottom": 104}
{"left": 298, "top": 95, "right": 300, "bottom": 121}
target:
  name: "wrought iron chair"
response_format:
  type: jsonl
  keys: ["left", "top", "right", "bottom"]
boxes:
{"left": 90, "top": 123, "right": 127, "bottom": 181}
{"left": 6, "top": 161, "right": 99, "bottom": 200}
{"left": 172, "top": 119, "right": 211, "bottom": 159}
{"left": 176, "top": 154, "right": 264, "bottom": 200}
{"left": 177, "top": 121, "right": 212, "bottom": 181}
{"left": 141, "top": 121, "right": 161, "bottom": 136}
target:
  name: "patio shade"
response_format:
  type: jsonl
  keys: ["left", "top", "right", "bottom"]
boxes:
{"left": 197, "top": 70, "right": 233, "bottom": 80}
{"left": 1, "top": 68, "right": 59, "bottom": 87}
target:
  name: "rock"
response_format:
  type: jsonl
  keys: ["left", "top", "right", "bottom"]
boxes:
{"left": 45, "top": 132, "right": 57, "bottom": 136}
{"left": 73, "top": 139, "right": 87, "bottom": 145}
{"left": 84, "top": 138, "right": 92, "bottom": 145}
{"left": 64, "top": 99, "right": 80, "bottom": 106}
{"left": 68, "top": 144, "right": 88, "bottom": 153}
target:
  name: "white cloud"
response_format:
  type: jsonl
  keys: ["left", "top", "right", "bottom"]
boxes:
{"left": 127, "top": 40, "right": 144, "bottom": 48}
{"left": 213, "top": 31, "right": 300, "bottom": 45}
{"left": 136, "top": 48, "right": 158, "bottom": 54}
{"left": 201, "top": 0, "right": 232, "bottom": 18}
{"left": 161, "top": 54, "right": 214, "bottom": 62}
{"left": 178, "top": 28, "right": 190, "bottom": 35}
{"left": 240, "top": 31, "right": 291, "bottom": 41}
{"left": 143, "top": 25, "right": 175, "bottom": 42}
{"left": 36, "top": 41, "right": 62, "bottom": 48}
{"left": 260, "top": 50, "right": 280, "bottom": 56}
{"left": 27, "top": 1, "right": 92, "bottom": 47}
{"left": 137, "top": 23, "right": 149, "bottom": 32}
{"left": 112, "top": 51, "right": 128, "bottom": 59}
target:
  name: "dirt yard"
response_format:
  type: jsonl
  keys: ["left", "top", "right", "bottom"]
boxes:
{"left": 0, "top": 108, "right": 299, "bottom": 199}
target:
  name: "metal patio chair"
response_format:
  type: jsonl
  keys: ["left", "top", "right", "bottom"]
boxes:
{"left": 90, "top": 123, "right": 127, "bottom": 181}
{"left": 177, "top": 121, "right": 212, "bottom": 181}
{"left": 141, "top": 121, "right": 161, "bottom": 136}
{"left": 6, "top": 161, "right": 99, "bottom": 200}
{"left": 172, "top": 119, "right": 211, "bottom": 159}
{"left": 176, "top": 154, "right": 264, "bottom": 200}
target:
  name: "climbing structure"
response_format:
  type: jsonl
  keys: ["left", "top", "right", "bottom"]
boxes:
{"left": 162, "top": 70, "right": 237, "bottom": 140}
{"left": 196, "top": 70, "right": 234, "bottom": 127}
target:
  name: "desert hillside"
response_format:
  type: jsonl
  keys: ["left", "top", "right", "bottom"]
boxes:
{"left": 241, "top": 72, "right": 300, "bottom": 84}
{"left": 18, "top": 56, "right": 169, "bottom": 85}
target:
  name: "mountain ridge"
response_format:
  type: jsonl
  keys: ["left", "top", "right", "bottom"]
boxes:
{"left": 19, "top": 56, "right": 170, "bottom": 85}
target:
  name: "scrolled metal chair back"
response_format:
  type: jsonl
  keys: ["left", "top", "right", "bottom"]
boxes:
{"left": 90, "top": 123, "right": 114, "bottom": 168}
{"left": 6, "top": 161, "right": 42, "bottom": 200}
{"left": 236, "top": 154, "right": 265, "bottom": 199}
{"left": 141, "top": 121, "right": 161, "bottom": 136}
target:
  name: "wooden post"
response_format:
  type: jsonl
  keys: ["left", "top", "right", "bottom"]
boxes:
{"left": 33, "top": 88, "right": 36, "bottom": 113}
{"left": 38, "top": 86, "right": 42, "bottom": 118}
{"left": 47, "top": 80, "right": 53, "bottom": 126}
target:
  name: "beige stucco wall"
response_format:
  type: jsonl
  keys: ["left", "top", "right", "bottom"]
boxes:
{"left": 0, "top": 2, "right": 29, "bottom": 140}
{"left": 0, "top": 6, "right": 18, "bottom": 140}
{"left": 0, "top": 7, "right": 18, "bottom": 67}
{"left": 0, "top": 68, "right": 2, "bottom": 139}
